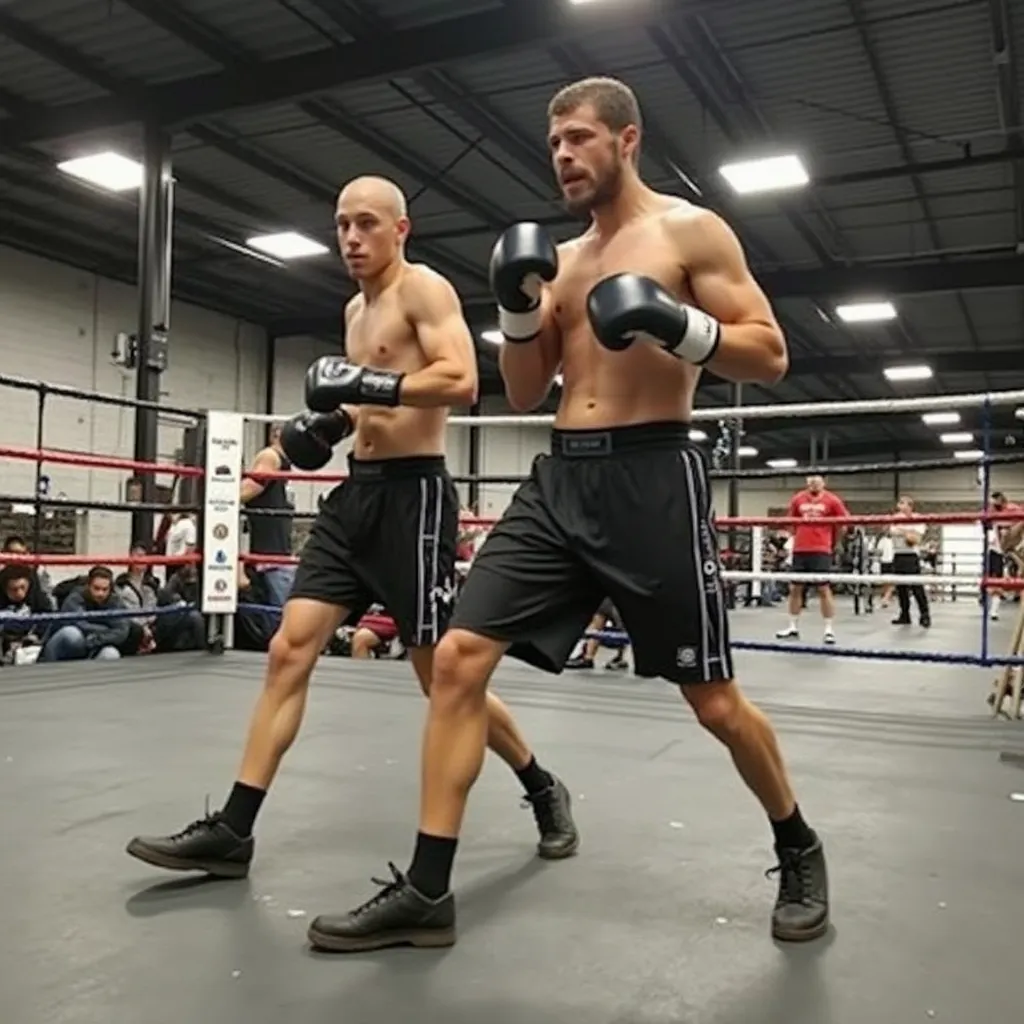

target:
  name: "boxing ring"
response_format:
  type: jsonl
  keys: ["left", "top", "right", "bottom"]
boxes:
{"left": 3, "top": 370, "right": 1024, "bottom": 713}
{"left": 4, "top": 374, "right": 1024, "bottom": 1024}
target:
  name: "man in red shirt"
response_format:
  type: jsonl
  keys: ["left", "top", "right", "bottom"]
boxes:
{"left": 776, "top": 474, "right": 848, "bottom": 645}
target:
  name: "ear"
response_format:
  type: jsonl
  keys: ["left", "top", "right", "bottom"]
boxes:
{"left": 619, "top": 123, "right": 640, "bottom": 162}
{"left": 396, "top": 215, "right": 411, "bottom": 244}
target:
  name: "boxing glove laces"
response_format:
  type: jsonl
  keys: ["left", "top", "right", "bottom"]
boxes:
{"left": 489, "top": 223, "right": 559, "bottom": 342}
{"left": 587, "top": 273, "right": 721, "bottom": 365}
{"left": 305, "top": 355, "right": 403, "bottom": 412}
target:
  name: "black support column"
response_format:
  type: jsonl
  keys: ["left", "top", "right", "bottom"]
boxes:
{"left": 264, "top": 332, "right": 278, "bottom": 444}
{"left": 132, "top": 121, "right": 174, "bottom": 547}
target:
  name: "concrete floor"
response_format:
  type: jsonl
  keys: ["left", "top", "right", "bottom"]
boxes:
{"left": 2, "top": 602, "right": 1023, "bottom": 1024}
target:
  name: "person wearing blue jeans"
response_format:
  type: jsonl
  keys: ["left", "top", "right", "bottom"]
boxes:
{"left": 40, "top": 565, "right": 130, "bottom": 662}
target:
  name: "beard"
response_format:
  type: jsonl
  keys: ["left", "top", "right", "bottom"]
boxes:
{"left": 563, "top": 156, "right": 624, "bottom": 218}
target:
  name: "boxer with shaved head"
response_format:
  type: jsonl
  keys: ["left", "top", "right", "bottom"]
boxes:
{"left": 126, "top": 175, "right": 577, "bottom": 879}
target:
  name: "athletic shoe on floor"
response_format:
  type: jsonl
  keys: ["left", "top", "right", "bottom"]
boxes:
{"left": 307, "top": 864, "right": 455, "bottom": 952}
{"left": 822, "top": 630, "right": 836, "bottom": 645}
{"left": 564, "top": 656, "right": 594, "bottom": 669}
{"left": 523, "top": 775, "right": 579, "bottom": 859}
{"left": 126, "top": 812, "right": 253, "bottom": 878}
{"left": 775, "top": 627, "right": 800, "bottom": 640}
{"left": 604, "top": 657, "right": 629, "bottom": 672}
{"left": 768, "top": 838, "right": 829, "bottom": 942}
{"left": 891, "top": 616, "right": 911, "bottom": 625}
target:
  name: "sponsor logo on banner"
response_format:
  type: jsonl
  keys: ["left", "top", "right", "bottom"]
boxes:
{"left": 202, "top": 411, "right": 244, "bottom": 614}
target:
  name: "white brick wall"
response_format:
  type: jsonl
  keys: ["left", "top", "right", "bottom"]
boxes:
{"left": 0, "top": 244, "right": 267, "bottom": 559}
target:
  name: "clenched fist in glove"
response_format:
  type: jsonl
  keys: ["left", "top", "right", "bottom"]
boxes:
{"left": 280, "top": 410, "right": 354, "bottom": 471}
{"left": 489, "top": 223, "right": 558, "bottom": 342}
{"left": 587, "top": 273, "right": 721, "bottom": 366}
{"left": 305, "top": 355, "right": 404, "bottom": 413}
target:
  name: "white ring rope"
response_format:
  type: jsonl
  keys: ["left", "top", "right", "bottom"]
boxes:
{"left": 241, "top": 387, "right": 1024, "bottom": 427}
{"left": 721, "top": 570, "right": 993, "bottom": 588}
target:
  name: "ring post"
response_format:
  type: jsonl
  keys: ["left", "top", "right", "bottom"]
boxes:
{"left": 201, "top": 411, "right": 244, "bottom": 650}
{"left": 980, "top": 397, "right": 993, "bottom": 665}
{"left": 32, "top": 383, "right": 47, "bottom": 555}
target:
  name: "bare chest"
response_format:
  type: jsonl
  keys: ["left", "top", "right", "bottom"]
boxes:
{"left": 551, "top": 228, "right": 686, "bottom": 334}
{"left": 345, "top": 299, "right": 421, "bottom": 371}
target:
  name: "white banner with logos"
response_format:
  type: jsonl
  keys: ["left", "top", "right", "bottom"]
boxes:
{"left": 202, "top": 411, "right": 244, "bottom": 614}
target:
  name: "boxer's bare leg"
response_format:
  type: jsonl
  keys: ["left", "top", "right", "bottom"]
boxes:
{"left": 126, "top": 599, "right": 343, "bottom": 876}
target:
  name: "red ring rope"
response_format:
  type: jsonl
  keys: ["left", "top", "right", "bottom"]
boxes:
{"left": 0, "top": 445, "right": 203, "bottom": 477}
{"left": 459, "top": 510, "right": 1024, "bottom": 529}
{"left": 2, "top": 553, "right": 201, "bottom": 567}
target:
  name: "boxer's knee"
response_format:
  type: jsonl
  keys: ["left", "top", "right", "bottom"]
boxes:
{"left": 430, "top": 629, "right": 504, "bottom": 710}
{"left": 683, "top": 681, "right": 746, "bottom": 744}
{"left": 265, "top": 599, "right": 341, "bottom": 697}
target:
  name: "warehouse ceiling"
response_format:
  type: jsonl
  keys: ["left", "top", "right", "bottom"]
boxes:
{"left": 1, "top": 0, "right": 1023, "bottom": 464}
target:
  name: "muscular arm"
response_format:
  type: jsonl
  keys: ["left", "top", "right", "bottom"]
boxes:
{"left": 498, "top": 286, "right": 562, "bottom": 412}
{"left": 679, "top": 210, "right": 788, "bottom": 384}
{"left": 240, "top": 447, "right": 280, "bottom": 504}
{"left": 402, "top": 271, "right": 478, "bottom": 408}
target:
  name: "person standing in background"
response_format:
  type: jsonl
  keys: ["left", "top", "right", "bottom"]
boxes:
{"left": 875, "top": 530, "right": 895, "bottom": 608}
{"left": 241, "top": 424, "right": 296, "bottom": 607}
{"left": 776, "top": 474, "right": 848, "bottom": 645}
{"left": 889, "top": 497, "right": 930, "bottom": 628}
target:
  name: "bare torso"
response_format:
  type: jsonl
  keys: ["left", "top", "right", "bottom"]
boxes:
{"left": 551, "top": 194, "right": 700, "bottom": 429}
{"left": 344, "top": 264, "right": 448, "bottom": 459}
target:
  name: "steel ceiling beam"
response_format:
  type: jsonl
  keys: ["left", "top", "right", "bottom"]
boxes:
{"left": 0, "top": 0, "right": 677, "bottom": 147}
{"left": 846, "top": 0, "right": 984, "bottom": 363}
{"left": 115, "top": 0, "right": 492, "bottom": 285}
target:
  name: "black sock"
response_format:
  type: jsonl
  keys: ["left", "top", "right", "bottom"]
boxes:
{"left": 770, "top": 805, "right": 816, "bottom": 850}
{"left": 515, "top": 755, "right": 553, "bottom": 796}
{"left": 221, "top": 782, "right": 266, "bottom": 837}
{"left": 407, "top": 832, "right": 458, "bottom": 899}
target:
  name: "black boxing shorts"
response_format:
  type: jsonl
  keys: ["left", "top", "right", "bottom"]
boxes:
{"left": 450, "top": 422, "right": 732, "bottom": 685}
{"left": 290, "top": 455, "right": 458, "bottom": 647}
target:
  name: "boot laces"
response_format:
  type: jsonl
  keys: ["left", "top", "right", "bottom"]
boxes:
{"left": 767, "top": 848, "right": 815, "bottom": 906}
{"left": 352, "top": 862, "right": 407, "bottom": 917}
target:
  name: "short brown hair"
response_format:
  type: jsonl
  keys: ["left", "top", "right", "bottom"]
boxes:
{"left": 548, "top": 77, "right": 643, "bottom": 158}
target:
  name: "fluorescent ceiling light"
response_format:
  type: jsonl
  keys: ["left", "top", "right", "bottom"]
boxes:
{"left": 766, "top": 458, "right": 798, "bottom": 470}
{"left": 719, "top": 154, "right": 809, "bottom": 195}
{"left": 245, "top": 232, "right": 328, "bottom": 259}
{"left": 922, "top": 412, "right": 960, "bottom": 426}
{"left": 953, "top": 449, "right": 984, "bottom": 461}
{"left": 883, "top": 364, "right": 933, "bottom": 382}
{"left": 738, "top": 445, "right": 759, "bottom": 458}
{"left": 689, "top": 429, "right": 708, "bottom": 442}
{"left": 480, "top": 329, "right": 503, "bottom": 344}
{"left": 940, "top": 432, "right": 973, "bottom": 445}
{"left": 836, "top": 301, "right": 897, "bottom": 323}
{"left": 57, "top": 151, "right": 143, "bottom": 192}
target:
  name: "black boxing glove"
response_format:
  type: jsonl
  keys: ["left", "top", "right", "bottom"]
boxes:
{"left": 489, "top": 223, "right": 558, "bottom": 342}
{"left": 305, "top": 355, "right": 403, "bottom": 413}
{"left": 280, "top": 410, "right": 353, "bottom": 471}
{"left": 587, "top": 273, "right": 721, "bottom": 365}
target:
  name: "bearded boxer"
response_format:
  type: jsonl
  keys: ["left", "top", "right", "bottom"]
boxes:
{"left": 126, "top": 175, "right": 577, "bottom": 879}
{"left": 311, "top": 78, "right": 828, "bottom": 952}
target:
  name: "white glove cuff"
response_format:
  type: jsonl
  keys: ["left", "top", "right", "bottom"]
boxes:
{"left": 498, "top": 305, "right": 543, "bottom": 343}
{"left": 675, "top": 306, "right": 722, "bottom": 365}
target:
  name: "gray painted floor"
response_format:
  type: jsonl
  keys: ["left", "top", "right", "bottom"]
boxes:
{"left": 2, "top": 602, "right": 1023, "bottom": 1024}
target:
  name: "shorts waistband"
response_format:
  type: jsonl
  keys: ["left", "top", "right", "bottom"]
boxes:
{"left": 550, "top": 421, "right": 692, "bottom": 458}
{"left": 347, "top": 454, "right": 446, "bottom": 480}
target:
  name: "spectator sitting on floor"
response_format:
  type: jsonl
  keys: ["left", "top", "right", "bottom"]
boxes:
{"left": 235, "top": 563, "right": 282, "bottom": 652}
{"left": 115, "top": 543, "right": 160, "bottom": 655}
{"left": 154, "top": 563, "right": 205, "bottom": 652}
{"left": 2, "top": 534, "right": 53, "bottom": 605}
{"left": 351, "top": 606, "right": 400, "bottom": 659}
{"left": 0, "top": 563, "right": 53, "bottom": 663}
{"left": 40, "top": 565, "right": 129, "bottom": 663}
